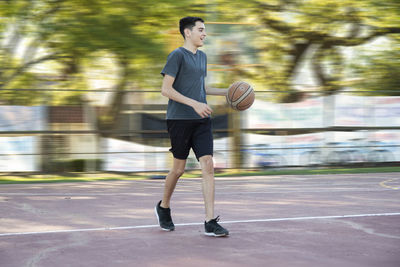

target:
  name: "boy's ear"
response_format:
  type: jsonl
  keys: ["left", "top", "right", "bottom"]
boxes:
{"left": 184, "top": 28, "right": 191, "bottom": 38}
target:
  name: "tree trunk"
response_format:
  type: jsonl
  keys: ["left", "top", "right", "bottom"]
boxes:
{"left": 98, "top": 57, "right": 131, "bottom": 134}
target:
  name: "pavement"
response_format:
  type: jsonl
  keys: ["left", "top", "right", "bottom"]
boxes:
{"left": 0, "top": 173, "right": 399, "bottom": 267}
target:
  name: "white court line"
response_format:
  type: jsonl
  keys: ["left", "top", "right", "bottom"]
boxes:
{"left": 0, "top": 188, "right": 397, "bottom": 196}
{"left": 1, "top": 212, "right": 399, "bottom": 237}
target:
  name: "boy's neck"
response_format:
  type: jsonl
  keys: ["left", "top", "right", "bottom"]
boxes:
{"left": 183, "top": 42, "right": 198, "bottom": 54}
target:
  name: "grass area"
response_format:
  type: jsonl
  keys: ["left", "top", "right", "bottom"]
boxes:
{"left": 0, "top": 166, "right": 399, "bottom": 184}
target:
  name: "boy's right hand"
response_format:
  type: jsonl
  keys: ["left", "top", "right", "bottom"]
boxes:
{"left": 192, "top": 102, "right": 213, "bottom": 118}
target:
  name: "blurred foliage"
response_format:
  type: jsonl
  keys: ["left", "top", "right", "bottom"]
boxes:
{"left": 348, "top": 47, "right": 400, "bottom": 96}
{"left": 213, "top": 0, "right": 400, "bottom": 101}
{"left": 0, "top": 0, "right": 196, "bottom": 129}
{"left": 0, "top": 0, "right": 399, "bottom": 113}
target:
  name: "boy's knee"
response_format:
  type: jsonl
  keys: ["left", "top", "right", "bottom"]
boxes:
{"left": 171, "top": 168, "right": 184, "bottom": 178}
{"left": 200, "top": 155, "right": 214, "bottom": 175}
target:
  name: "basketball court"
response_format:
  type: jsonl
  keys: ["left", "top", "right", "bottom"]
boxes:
{"left": 1, "top": 172, "right": 399, "bottom": 267}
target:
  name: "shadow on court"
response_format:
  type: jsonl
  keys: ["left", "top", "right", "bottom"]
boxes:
{"left": 0, "top": 173, "right": 399, "bottom": 267}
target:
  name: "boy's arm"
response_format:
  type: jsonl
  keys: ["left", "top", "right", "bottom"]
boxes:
{"left": 205, "top": 86, "right": 228, "bottom": 96}
{"left": 162, "top": 74, "right": 213, "bottom": 118}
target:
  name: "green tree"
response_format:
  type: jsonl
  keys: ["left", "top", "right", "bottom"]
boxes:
{"left": 3, "top": 0, "right": 398, "bottom": 111}
{"left": 348, "top": 47, "right": 400, "bottom": 96}
{"left": 0, "top": 0, "right": 62, "bottom": 103}
{"left": 0, "top": 0, "right": 201, "bottom": 129}
{"left": 214, "top": 0, "right": 400, "bottom": 102}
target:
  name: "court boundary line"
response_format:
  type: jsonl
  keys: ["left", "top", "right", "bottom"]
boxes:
{"left": 0, "top": 187, "right": 395, "bottom": 196}
{"left": 0, "top": 188, "right": 395, "bottom": 197}
{"left": 379, "top": 178, "right": 399, "bottom": 190}
{"left": 1, "top": 212, "right": 399, "bottom": 237}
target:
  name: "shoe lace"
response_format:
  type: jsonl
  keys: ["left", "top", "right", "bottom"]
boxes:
{"left": 209, "top": 216, "right": 221, "bottom": 225}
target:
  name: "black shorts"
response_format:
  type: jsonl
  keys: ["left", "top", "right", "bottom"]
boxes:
{"left": 167, "top": 118, "right": 213, "bottom": 160}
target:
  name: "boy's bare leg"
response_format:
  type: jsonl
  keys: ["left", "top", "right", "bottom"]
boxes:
{"left": 199, "top": 155, "right": 215, "bottom": 222}
{"left": 161, "top": 158, "right": 186, "bottom": 208}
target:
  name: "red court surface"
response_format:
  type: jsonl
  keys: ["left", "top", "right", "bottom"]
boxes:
{"left": 0, "top": 173, "right": 399, "bottom": 267}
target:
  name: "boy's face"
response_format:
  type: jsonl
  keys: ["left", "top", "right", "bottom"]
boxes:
{"left": 186, "top": 21, "right": 207, "bottom": 47}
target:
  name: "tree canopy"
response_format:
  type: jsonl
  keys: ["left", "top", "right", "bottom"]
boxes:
{"left": 210, "top": 0, "right": 400, "bottom": 101}
{"left": 1, "top": 0, "right": 399, "bottom": 114}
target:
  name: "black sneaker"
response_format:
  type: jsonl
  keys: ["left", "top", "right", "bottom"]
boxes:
{"left": 155, "top": 200, "right": 175, "bottom": 231}
{"left": 204, "top": 216, "right": 229, "bottom": 237}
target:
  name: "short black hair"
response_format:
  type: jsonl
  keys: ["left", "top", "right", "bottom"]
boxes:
{"left": 179, "top": 16, "right": 204, "bottom": 39}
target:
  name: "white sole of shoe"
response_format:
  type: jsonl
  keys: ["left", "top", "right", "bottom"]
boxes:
{"left": 154, "top": 206, "right": 174, "bottom": 231}
{"left": 204, "top": 232, "right": 228, "bottom": 237}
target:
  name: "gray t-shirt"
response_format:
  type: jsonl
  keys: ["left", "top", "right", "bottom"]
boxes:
{"left": 161, "top": 47, "right": 207, "bottom": 120}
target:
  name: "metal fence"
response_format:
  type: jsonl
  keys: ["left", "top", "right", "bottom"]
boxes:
{"left": 1, "top": 89, "right": 400, "bottom": 173}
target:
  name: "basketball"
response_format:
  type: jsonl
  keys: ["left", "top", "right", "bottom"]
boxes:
{"left": 226, "top": 81, "right": 255, "bottom": 111}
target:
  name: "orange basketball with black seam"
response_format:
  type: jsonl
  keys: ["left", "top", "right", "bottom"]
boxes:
{"left": 226, "top": 81, "right": 255, "bottom": 111}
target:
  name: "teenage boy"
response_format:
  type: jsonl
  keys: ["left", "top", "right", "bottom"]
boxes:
{"left": 155, "top": 16, "right": 229, "bottom": 237}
